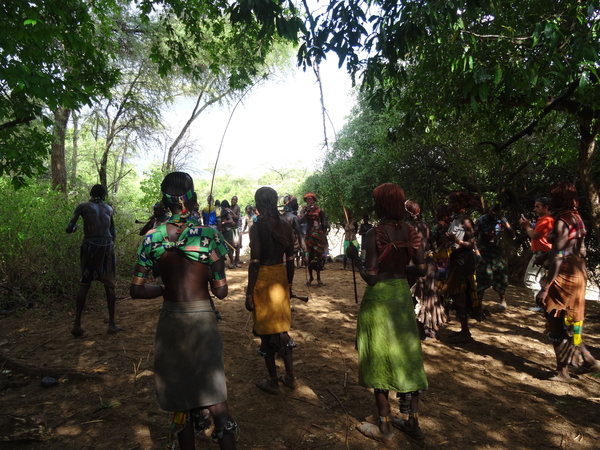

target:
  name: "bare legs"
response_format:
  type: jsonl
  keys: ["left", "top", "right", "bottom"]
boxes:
{"left": 177, "top": 402, "right": 236, "bottom": 450}
{"left": 71, "top": 284, "right": 91, "bottom": 336}
{"left": 71, "top": 283, "right": 121, "bottom": 336}
{"left": 373, "top": 390, "right": 392, "bottom": 436}
{"left": 257, "top": 336, "right": 295, "bottom": 394}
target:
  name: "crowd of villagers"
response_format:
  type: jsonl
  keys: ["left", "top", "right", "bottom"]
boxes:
{"left": 122, "top": 170, "right": 597, "bottom": 448}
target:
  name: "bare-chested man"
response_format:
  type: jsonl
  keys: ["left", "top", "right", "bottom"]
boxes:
{"left": 66, "top": 184, "right": 120, "bottom": 336}
{"left": 299, "top": 192, "right": 328, "bottom": 286}
{"left": 130, "top": 172, "right": 236, "bottom": 450}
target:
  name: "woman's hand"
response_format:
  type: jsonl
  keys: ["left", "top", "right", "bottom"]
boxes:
{"left": 535, "top": 289, "right": 548, "bottom": 307}
{"left": 346, "top": 242, "right": 359, "bottom": 261}
{"left": 446, "top": 232, "right": 459, "bottom": 244}
{"left": 245, "top": 294, "right": 255, "bottom": 312}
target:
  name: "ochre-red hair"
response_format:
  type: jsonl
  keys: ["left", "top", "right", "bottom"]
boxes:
{"left": 448, "top": 191, "right": 480, "bottom": 210}
{"left": 373, "top": 183, "right": 406, "bottom": 220}
{"left": 405, "top": 200, "right": 421, "bottom": 218}
{"left": 549, "top": 181, "right": 579, "bottom": 210}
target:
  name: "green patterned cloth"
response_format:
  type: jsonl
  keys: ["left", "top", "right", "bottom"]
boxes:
{"left": 136, "top": 222, "right": 227, "bottom": 269}
{"left": 357, "top": 279, "right": 428, "bottom": 393}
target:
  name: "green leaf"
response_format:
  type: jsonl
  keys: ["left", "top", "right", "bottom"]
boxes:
{"left": 494, "top": 68, "right": 502, "bottom": 86}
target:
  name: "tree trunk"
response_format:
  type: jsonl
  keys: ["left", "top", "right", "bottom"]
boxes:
{"left": 578, "top": 117, "right": 600, "bottom": 241}
{"left": 70, "top": 111, "right": 79, "bottom": 187}
{"left": 51, "top": 107, "right": 71, "bottom": 193}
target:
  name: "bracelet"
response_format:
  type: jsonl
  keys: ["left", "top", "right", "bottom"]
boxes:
{"left": 211, "top": 279, "right": 227, "bottom": 287}
{"left": 249, "top": 259, "right": 260, "bottom": 264}
{"left": 131, "top": 276, "right": 146, "bottom": 286}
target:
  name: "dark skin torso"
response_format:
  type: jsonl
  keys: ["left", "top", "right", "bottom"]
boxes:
{"left": 344, "top": 219, "right": 358, "bottom": 241}
{"left": 281, "top": 211, "right": 307, "bottom": 253}
{"left": 66, "top": 201, "right": 114, "bottom": 238}
{"left": 358, "top": 223, "right": 426, "bottom": 285}
{"left": 245, "top": 218, "right": 295, "bottom": 311}
{"left": 406, "top": 219, "right": 432, "bottom": 253}
{"left": 130, "top": 222, "right": 227, "bottom": 302}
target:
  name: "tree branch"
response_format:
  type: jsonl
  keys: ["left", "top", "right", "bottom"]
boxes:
{"left": 479, "top": 80, "right": 580, "bottom": 152}
{"left": 0, "top": 116, "right": 36, "bottom": 130}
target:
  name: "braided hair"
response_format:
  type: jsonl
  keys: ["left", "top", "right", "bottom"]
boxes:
{"left": 549, "top": 181, "right": 579, "bottom": 210}
{"left": 373, "top": 183, "right": 406, "bottom": 220}
{"left": 254, "top": 186, "right": 290, "bottom": 253}
{"left": 405, "top": 200, "right": 421, "bottom": 220}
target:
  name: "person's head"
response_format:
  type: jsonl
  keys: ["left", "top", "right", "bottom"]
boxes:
{"left": 304, "top": 192, "right": 317, "bottom": 207}
{"left": 90, "top": 184, "right": 107, "bottom": 201}
{"left": 448, "top": 191, "right": 479, "bottom": 213}
{"left": 534, "top": 196, "right": 550, "bottom": 217}
{"left": 231, "top": 196, "right": 238, "bottom": 206}
{"left": 161, "top": 172, "right": 196, "bottom": 213}
{"left": 488, "top": 202, "right": 503, "bottom": 218}
{"left": 153, "top": 201, "right": 167, "bottom": 217}
{"left": 255, "top": 187, "right": 279, "bottom": 218}
{"left": 405, "top": 200, "right": 421, "bottom": 220}
{"left": 245, "top": 204, "right": 254, "bottom": 215}
{"left": 363, "top": 214, "right": 370, "bottom": 223}
{"left": 283, "top": 194, "right": 299, "bottom": 213}
{"left": 549, "top": 181, "right": 579, "bottom": 210}
{"left": 207, "top": 195, "right": 214, "bottom": 206}
{"left": 221, "top": 199, "right": 230, "bottom": 209}
{"left": 193, "top": 202, "right": 199, "bottom": 212}
{"left": 373, "top": 183, "right": 406, "bottom": 221}
{"left": 215, "top": 200, "right": 221, "bottom": 207}
{"left": 434, "top": 204, "right": 451, "bottom": 222}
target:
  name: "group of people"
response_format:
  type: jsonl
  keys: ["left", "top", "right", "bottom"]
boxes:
{"left": 64, "top": 175, "right": 599, "bottom": 448}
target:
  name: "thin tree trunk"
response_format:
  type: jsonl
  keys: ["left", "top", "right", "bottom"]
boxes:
{"left": 70, "top": 111, "right": 79, "bottom": 187}
{"left": 51, "top": 107, "right": 71, "bottom": 193}
{"left": 578, "top": 117, "right": 600, "bottom": 240}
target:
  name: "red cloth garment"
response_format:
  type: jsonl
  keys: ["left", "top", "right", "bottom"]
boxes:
{"left": 531, "top": 214, "right": 554, "bottom": 252}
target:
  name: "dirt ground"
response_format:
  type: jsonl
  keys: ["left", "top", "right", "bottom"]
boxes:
{"left": 2, "top": 258, "right": 600, "bottom": 450}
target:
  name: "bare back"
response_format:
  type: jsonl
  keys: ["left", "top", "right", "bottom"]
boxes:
{"left": 161, "top": 224, "right": 224, "bottom": 303}
{"left": 68, "top": 201, "right": 114, "bottom": 239}
{"left": 364, "top": 223, "right": 424, "bottom": 281}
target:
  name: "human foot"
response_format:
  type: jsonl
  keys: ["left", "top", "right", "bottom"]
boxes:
{"left": 447, "top": 332, "right": 472, "bottom": 344}
{"left": 71, "top": 325, "right": 85, "bottom": 337}
{"left": 107, "top": 325, "right": 123, "bottom": 334}
{"left": 392, "top": 418, "right": 424, "bottom": 440}
{"left": 278, "top": 373, "right": 297, "bottom": 390}
{"left": 584, "top": 361, "right": 600, "bottom": 373}
{"left": 544, "top": 371, "right": 571, "bottom": 382}
{"left": 356, "top": 422, "right": 393, "bottom": 442}
{"left": 256, "top": 379, "right": 280, "bottom": 395}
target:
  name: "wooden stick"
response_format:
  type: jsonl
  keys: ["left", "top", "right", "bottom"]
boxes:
{"left": 351, "top": 260, "right": 358, "bottom": 303}
{"left": 325, "top": 388, "right": 351, "bottom": 449}
{"left": 1, "top": 349, "right": 101, "bottom": 380}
